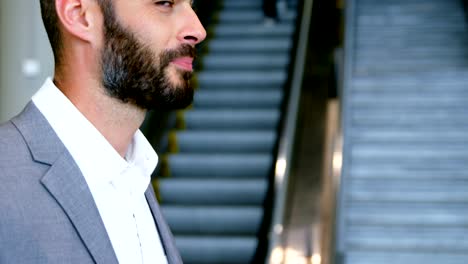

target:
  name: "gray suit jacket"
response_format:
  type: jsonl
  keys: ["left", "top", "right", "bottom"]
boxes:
{"left": 0, "top": 102, "right": 182, "bottom": 264}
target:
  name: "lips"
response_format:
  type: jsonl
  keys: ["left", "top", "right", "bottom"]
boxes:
{"left": 171, "top": 57, "right": 194, "bottom": 71}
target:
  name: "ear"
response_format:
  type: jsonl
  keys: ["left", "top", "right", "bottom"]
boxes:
{"left": 55, "top": 0, "right": 101, "bottom": 43}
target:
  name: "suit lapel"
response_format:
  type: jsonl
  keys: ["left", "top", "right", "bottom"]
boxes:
{"left": 145, "top": 187, "right": 183, "bottom": 264}
{"left": 41, "top": 155, "right": 118, "bottom": 264}
{"left": 12, "top": 102, "right": 118, "bottom": 264}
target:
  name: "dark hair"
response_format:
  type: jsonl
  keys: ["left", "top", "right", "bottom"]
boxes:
{"left": 39, "top": 0, "right": 62, "bottom": 65}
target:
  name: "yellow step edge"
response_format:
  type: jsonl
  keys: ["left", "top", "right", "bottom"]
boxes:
{"left": 151, "top": 178, "right": 163, "bottom": 203}
{"left": 159, "top": 154, "right": 171, "bottom": 177}
{"left": 192, "top": 75, "right": 200, "bottom": 90}
{"left": 176, "top": 110, "right": 186, "bottom": 130}
{"left": 168, "top": 130, "right": 179, "bottom": 153}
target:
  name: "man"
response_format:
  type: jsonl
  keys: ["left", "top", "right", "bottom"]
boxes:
{"left": 263, "top": 0, "right": 278, "bottom": 25}
{"left": 0, "top": 0, "right": 205, "bottom": 263}
{"left": 262, "top": 0, "right": 291, "bottom": 26}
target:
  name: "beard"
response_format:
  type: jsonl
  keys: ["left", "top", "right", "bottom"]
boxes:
{"left": 99, "top": 4, "right": 196, "bottom": 110}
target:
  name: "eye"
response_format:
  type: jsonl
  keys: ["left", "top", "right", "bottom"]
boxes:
{"left": 155, "top": 1, "right": 174, "bottom": 8}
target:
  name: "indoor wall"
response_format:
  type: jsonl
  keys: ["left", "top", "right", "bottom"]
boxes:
{"left": 0, "top": 0, "right": 53, "bottom": 123}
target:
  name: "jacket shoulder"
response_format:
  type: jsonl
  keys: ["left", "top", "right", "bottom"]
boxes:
{"left": 0, "top": 120, "right": 28, "bottom": 155}
{"left": 0, "top": 116, "right": 38, "bottom": 174}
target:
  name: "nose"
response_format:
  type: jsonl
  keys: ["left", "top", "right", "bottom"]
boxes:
{"left": 178, "top": 6, "right": 207, "bottom": 46}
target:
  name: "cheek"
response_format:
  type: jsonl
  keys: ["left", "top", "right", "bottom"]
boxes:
{"left": 134, "top": 14, "right": 177, "bottom": 50}
{"left": 142, "top": 26, "right": 172, "bottom": 52}
{"left": 116, "top": 3, "right": 179, "bottom": 50}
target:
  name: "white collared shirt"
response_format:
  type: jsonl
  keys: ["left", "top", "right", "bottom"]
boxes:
{"left": 32, "top": 78, "right": 167, "bottom": 264}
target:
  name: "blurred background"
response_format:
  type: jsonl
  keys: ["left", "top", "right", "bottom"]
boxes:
{"left": 0, "top": 0, "right": 54, "bottom": 123}
{"left": 4, "top": 0, "right": 468, "bottom": 263}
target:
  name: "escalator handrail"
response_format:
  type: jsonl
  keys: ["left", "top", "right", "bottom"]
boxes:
{"left": 334, "top": 0, "right": 356, "bottom": 256}
{"left": 265, "top": 0, "right": 314, "bottom": 262}
{"left": 318, "top": 48, "right": 344, "bottom": 264}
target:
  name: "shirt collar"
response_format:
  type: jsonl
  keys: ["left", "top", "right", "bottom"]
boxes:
{"left": 31, "top": 78, "right": 158, "bottom": 194}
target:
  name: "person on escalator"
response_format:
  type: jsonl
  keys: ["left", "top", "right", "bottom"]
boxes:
{"left": 263, "top": 0, "right": 292, "bottom": 26}
{"left": 0, "top": 0, "right": 205, "bottom": 263}
{"left": 263, "top": 0, "right": 278, "bottom": 26}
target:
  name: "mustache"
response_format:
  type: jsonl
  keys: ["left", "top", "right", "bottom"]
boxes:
{"left": 162, "top": 44, "right": 197, "bottom": 64}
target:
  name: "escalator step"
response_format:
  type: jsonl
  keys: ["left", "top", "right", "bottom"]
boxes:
{"left": 202, "top": 54, "right": 289, "bottom": 70}
{"left": 346, "top": 252, "right": 468, "bottom": 264}
{"left": 355, "top": 62, "right": 468, "bottom": 73}
{"left": 213, "top": 24, "right": 294, "bottom": 38}
{"left": 356, "top": 35, "right": 468, "bottom": 47}
{"left": 355, "top": 45, "right": 468, "bottom": 54}
{"left": 358, "top": 2, "right": 461, "bottom": 14}
{"left": 197, "top": 85, "right": 282, "bottom": 92}
{"left": 352, "top": 143, "right": 468, "bottom": 160}
{"left": 352, "top": 129, "right": 468, "bottom": 143}
{"left": 207, "top": 39, "right": 292, "bottom": 54}
{"left": 352, "top": 72, "right": 468, "bottom": 86}
{"left": 217, "top": 10, "right": 296, "bottom": 24}
{"left": 197, "top": 70, "right": 287, "bottom": 88}
{"left": 356, "top": 49, "right": 466, "bottom": 60}
{"left": 348, "top": 207, "right": 468, "bottom": 227}
{"left": 346, "top": 227, "right": 468, "bottom": 252}
{"left": 162, "top": 206, "right": 263, "bottom": 235}
{"left": 182, "top": 109, "right": 280, "bottom": 130}
{"left": 349, "top": 190, "right": 468, "bottom": 203}
{"left": 357, "top": 29, "right": 467, "bottom": 40}
{"left": 194, "top": 90, "right": 283, "bottom": 108}
{"left": 176, "top": 236, "right": 257, "bottom": 264}
{"left": 222, "top": 2, "right": 264, "bottom": 9}
{"left": 173, "top": 131, "right": 276, "bottom": 153}
{"left": 351, "top": 94, "right": 468, "bottom": 109}
{"left": 353, "top": 110, "right": 468, "bottom": 126}
{"left": 350, "top": 166, "right": 468, "bottom": 181}
{"left": 357, "top": 16, "right": 463, "bottom": 28}
{"left": 222, "top": 0, "right": 298, "bottom": 9}
{"left": 158, "top": 178, "right": 268, "bottom": 205}
{"left": 167, "top": 153, "right": 273, "bottom": 178}
{"left": 357, "top": 25, "right": 466, "bottom": 37}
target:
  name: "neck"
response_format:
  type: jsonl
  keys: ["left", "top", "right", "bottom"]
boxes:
{"left": 54, "top": 71, "right": 146, "bottom": 158}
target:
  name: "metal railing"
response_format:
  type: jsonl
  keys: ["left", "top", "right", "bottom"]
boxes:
{"left": 265, "top": 0, "right": 315, "bottom": 262}
{"left": 334, "top": 0, "right": 356, "bottom": 258}
{"left": 317, "top": 48, "right": 345, "bottom": 264}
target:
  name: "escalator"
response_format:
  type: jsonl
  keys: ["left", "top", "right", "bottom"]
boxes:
{"left": 151, "top": 0, "right": 297, "bottom": 263}
{"left": 336, "top": 0, "right": 468, "bottom": 263}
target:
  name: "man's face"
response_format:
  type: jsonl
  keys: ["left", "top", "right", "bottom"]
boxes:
{"left": 98, "top": 0, "right": 206, "bottom": 110}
